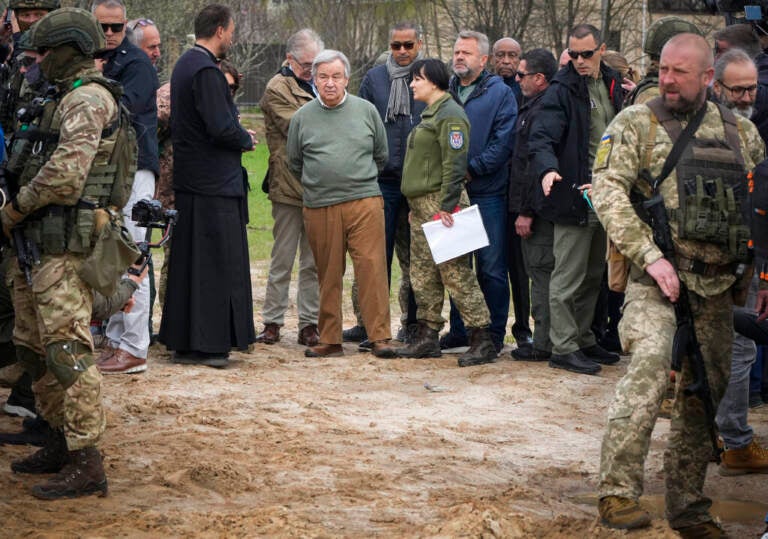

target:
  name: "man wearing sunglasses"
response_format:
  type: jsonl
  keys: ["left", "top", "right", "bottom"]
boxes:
{"left": 92, "top": 0, "right": 159, "bottom": 376}
{"left": 529, "top": 23, "right": 624, "bottom": 376}
{"left": 341, "top": 22, "right": 425, "bottom": 350}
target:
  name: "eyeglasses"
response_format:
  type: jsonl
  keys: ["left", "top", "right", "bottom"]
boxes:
{"left": 101, "top": 22, "right": 125, "bottom": 34}
{"left": 516, "top": 71, "right": 538, "bottom": 78}
{"left": 129, "top": 18, "right": 154, "bottom": 31}
{"left": 494, "top": 51, "right": 519, "bottom": 59}
{"left": 291, "top": 58, "right": 313, "bottom": 72}
{"left": 567, "top": 47, "right": 599, "bottom": 60}
{"left": 390, "top": 41, "right": 415, "bottom": 51}
{"left": 718, "top": 80, "right": 758, "bottom": 98}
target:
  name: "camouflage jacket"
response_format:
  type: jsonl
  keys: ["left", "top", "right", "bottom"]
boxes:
{"left": 14, "top": 67, "right": 119, "bottom": 216}
{"left": 592, "top": 101, "right": 765, "bottom": 297}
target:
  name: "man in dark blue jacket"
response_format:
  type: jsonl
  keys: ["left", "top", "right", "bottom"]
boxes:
{"left": 93, "top": 0, "right": 159, "bottom": 375}
{"left": 343, "top": 21, "right": 425, "bottom": 348}
{"left": 441, "top": 30, "right": 517, "bottom": 357}
{"left": 529, "top": 23, "right": 624, "bottom": 375}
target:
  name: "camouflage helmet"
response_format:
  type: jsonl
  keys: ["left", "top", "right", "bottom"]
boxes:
{"left": 9, "top": 0, "right": 60, "bottom": 10}
{"left": 28, "top": 7, "right": 106, "bottom": 56}
{"left": 644, "top": 17, "right": 704, "bottom": 58}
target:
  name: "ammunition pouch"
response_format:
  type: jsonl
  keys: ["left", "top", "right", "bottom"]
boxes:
{"left": 78, "top": 208, "right": 140, "bottom": 297}
{"left": 45, "top": 340, "right": 93, "bottom": 390}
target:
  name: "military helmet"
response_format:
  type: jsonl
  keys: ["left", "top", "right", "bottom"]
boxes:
{"left": 9, "top": 0, "right": 60, "bottom": 11}
{"left": 644, "top": 17, "right": 703, "bottom": 58}
{"left": 28, "top": 7, "right": 106, "bottom": 56}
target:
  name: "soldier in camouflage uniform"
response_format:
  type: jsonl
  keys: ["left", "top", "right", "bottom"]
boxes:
{"left": 625, "top": 17, "right": 702, "bottom": 106}
{"left": 0, "top": 8, "right": 126, "bottom": 499}
{"left": 591, "top": 34, "right": 765, "bottom": 537}
{"left": 396, "top": 58, "right": 496, "bottom": 367}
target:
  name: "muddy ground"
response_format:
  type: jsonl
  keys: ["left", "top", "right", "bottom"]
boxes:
{"left": 0, "top": 261, "right": 766, "bottom": 538}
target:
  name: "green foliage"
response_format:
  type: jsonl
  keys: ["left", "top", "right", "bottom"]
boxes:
{"left": 242, "top": 144, "right": 273, "bottom": 261}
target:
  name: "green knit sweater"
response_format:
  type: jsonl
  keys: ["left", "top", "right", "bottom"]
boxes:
{"left": 286, "top": 94, "right": 388, "bottom": 208}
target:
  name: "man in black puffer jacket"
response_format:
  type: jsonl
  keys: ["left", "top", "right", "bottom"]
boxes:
{"left": 528, "top": 23, "right": 624, "bottom": 376}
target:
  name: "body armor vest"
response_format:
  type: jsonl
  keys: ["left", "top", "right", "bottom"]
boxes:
{"left": 5, "top": 76, "right": 133, "bottom": 255}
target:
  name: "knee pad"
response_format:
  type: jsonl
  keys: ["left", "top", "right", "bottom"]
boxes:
{"left": 16, "top": 345, "right": 46, "bottom": 381}
{"left": 44, "top": 341, "right": 94, "bottom": 390}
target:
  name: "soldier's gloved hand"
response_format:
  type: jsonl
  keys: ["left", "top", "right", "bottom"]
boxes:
{"left": 0, "top": 204, "right": 24, "bottom": 239}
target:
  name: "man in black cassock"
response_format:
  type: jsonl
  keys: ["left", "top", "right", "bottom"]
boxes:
{"left": 159, "top": 3, "right": 256, "bottom": 367}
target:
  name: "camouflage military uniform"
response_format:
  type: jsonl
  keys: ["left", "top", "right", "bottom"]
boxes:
{"left": 592, "top": 101, "right": 765, "bottom": 528}
{"left": 5, "top": 67, "right": 120, "bottom": 451}
{"left": 154, "top": 82, "right": 173, "bottom": 305}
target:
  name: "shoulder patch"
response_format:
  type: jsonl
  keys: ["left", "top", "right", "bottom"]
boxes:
{"left": 594, "top": 133, "right": 613, "bottom": 171}
{"left": 449, "top": 127, "right": 465, "bottom": 150}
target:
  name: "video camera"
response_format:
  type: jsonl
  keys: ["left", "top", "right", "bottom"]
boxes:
{"left": 713, "top": 0, "right": 768, "bottom": 26}
{"left": 127, "top": 198, "right": 177, "bottom": 276}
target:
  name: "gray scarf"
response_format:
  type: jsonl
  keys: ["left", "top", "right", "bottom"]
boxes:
{"left": 385, "top": 51, "right": 423, "bottom": 123}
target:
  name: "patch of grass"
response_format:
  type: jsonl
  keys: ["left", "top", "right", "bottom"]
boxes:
{"left": 243, "top": 144, "right": 272, "bottom": 261}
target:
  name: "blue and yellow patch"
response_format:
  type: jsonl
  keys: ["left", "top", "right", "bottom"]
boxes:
{"left": 594, "top": 133, "right": 613, "bottom": 170}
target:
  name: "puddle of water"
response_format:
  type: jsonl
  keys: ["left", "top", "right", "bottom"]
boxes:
{"left": 570, "top": 493, "right": 768, "bottom": 523}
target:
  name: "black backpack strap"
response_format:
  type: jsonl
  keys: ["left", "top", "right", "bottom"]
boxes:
{"left": 645, "top": 97, "right": 707, "bottom": 192}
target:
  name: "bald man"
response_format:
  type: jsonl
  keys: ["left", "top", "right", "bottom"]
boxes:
{"left": 592, "top": 33, "right": 766, "bottom": 536}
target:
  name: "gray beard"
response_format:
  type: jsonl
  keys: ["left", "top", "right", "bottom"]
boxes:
{"left": 731, "top": 105, "right": 753, "bottom": 119}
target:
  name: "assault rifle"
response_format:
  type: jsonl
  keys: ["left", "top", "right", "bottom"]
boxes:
{"left": 642, "top": 188, "right": 721, "bottom": 463}
{"left": 0, "top": 168, "right": 39, "bottom": 285}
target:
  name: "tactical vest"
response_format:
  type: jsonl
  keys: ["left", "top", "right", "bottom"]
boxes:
{"left": 646, "top": 99, "right": 751, "bottom": 262}
{"left": 5, "top": 76, "right": 137, "bottom": 255}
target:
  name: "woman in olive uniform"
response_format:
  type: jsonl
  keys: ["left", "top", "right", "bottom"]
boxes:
{"left": 397, "top": 58, "right": 496, "bottom": 367}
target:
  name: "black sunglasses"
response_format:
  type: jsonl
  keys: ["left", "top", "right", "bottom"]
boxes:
{"left": 390, "top": 41, "right": 415, "bottom": 51}
{"left": 567, "top": 47, "right": 599, "bottom": 60}
{"left": 101, "top": 22, "right": 125, "bottom": 33}
{"left": 516, "top": 71, "right": 538, "bottom": 78}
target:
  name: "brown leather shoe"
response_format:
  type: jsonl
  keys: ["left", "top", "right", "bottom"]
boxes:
{"left": 304, "top": 343, "right": 343, "bottom": 357}
{"left": 98, "top": 349, "right": 147, "bottom": 375}
{"left": 96, "top": 345, "right": 116, "bottom": 366}
{"left": 255, "top": 323, "right": 280, "bottom": 344}
{"left": 371, "top": 340, "right": 399, "bottom": 359}
{"left": 298, "top": 324, "right": 319, "bottom": 346}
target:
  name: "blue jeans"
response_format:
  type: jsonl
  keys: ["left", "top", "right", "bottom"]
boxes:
{"left": 448, "top": 194, "right": 509, "bottom": 346}
{"left": 379, "top": 181, "right": 417, "bottom": 324}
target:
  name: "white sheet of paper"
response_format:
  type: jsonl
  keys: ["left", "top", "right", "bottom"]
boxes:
{"left": 421, "top": 204, "right": 489, "bottom": 264}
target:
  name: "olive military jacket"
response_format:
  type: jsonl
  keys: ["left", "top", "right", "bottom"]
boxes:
{"left": 401, "top": 92, "right": 470, "bottom": 212}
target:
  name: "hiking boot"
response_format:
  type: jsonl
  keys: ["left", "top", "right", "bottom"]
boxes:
{"left": 304, "top": 343, "right": 344, "bottom": 358}
{"left": 458, "top": 328, "right": 497, "bottom": 367}
{"left": 719, "top": 439, "right": 768, "bottom": 476}
{"left": 31, "top": 446, "right": 108, "bottom": 500}
{"left": 398, "top": 322, "right": 441, "bottom": 358}
{"left": 342, "top": 325, "right": 367, "bottom": 343}
{"left": 581, "top": 344, "right": 620, "bottom": 365}
{"left": 11, "top": 428, "right": 68, "bottom": 474}
{"left": 0, "top": 416, "right": 52, "bottom": 446}
{"left": 371, "top": 340, "right": 399, "bottom": 359}
{"left": 297, "top": 324, "right": 319, "bottom": 347}
{"left": 255, "top": 323, "right": 280, "bottom": 344}
{"left": 549, "top": 351, "right": 601, "bottom": 375}
{"left": 674, "top": 520, "right": 724, "bottom": 539}
{"left": 439, "top": 331, "right": 468, "bottom": 350}
{"left": 395, "top": 324, "right": 419, "bottom": 344}
{"left": 96, "top": 344, "right": 117, "bottom": 366}
{"left": 598, "top": 496, "right": 651, "bottom": 530}
{"left": 98, "top": 349, "right": 147, "bottom": 375}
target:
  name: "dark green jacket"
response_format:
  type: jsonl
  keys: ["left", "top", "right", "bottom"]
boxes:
{"left": 401, "top": 93, "right": 469, "bottom": 211}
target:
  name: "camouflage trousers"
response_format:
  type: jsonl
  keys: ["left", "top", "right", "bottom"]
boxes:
{"left": 408, "top": 191, "right": 489, "bottom": 332}
{"left": 11, "top": 253, "right": 105, "bottom": 451}
{"left": 598, "top": 276, "right": 731, "bottom": 528}
{"left": 352, "top": 198, "right": 412, "bottom": 327}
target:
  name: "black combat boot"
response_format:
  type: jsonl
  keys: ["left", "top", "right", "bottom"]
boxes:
{"left": 458, "top": 327, "right": 498, "bottom": 367}
{"left": 397, "top": 322, "right": 441, "bottom": 358}
{"left": 11, "top": 427, "right": 68, "bottom": 474}
{"left": 0, "top": 416, "right": 53, "bottom": 446}
{"left": 31, "top": 446, "right": 108, "bottom": 500}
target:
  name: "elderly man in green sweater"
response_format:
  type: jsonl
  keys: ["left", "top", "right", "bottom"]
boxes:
{"left": 287, "top": 49, "right": 398, "bottom": 359}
